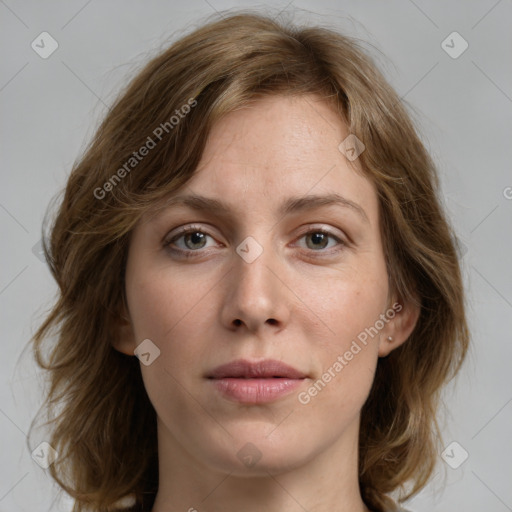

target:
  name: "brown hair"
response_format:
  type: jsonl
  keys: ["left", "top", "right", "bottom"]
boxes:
{"left": 28, "top": 9, "right": 469, "bottom": 512}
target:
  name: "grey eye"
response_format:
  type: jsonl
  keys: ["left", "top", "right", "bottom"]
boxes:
{"left": 305, "top": 232, "right": 330, "bottom": 250}
{"left": 183, "top": 231, "right": 208, "bottom": 250}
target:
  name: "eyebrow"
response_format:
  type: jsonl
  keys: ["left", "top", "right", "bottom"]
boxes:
{"left": 159, "top": 192, "right": 369, "bottom": 223}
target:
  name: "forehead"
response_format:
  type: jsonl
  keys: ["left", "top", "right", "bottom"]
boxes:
{"left": 180, "top": 94, "right": 378, "bottom": 218}
{"left": 142, "top": 94, "right": 380, "bottom": 230}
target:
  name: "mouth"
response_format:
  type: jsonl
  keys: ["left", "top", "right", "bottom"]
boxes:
{"left": 207, "top": 358, "right": 307, "bottom": 379}
{"left": 206, "top": 359, "right": 308, "bottom": 404}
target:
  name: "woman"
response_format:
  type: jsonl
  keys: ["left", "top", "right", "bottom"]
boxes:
{"left": 29, "top": 10, "right": 469, "bottom": 512}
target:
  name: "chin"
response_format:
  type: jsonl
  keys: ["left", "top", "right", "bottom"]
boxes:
{"left": 199, "top": 425, "right": 316, "bottom": 476}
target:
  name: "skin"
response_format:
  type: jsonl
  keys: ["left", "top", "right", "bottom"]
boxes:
{"left": 114, "top": 94, "right": 419, "bottom": 512}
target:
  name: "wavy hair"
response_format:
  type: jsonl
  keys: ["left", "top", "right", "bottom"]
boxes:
{"left": 28, "top": 10, "right": 469, "bottom": 512}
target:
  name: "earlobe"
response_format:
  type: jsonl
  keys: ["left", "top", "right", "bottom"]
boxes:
{"left": 378, "top": 299, "right": 420, "bottom": 357}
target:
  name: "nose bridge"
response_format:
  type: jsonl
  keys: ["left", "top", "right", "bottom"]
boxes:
{"left": 235, "top": 234, "right": 277, "bottom": 306}
{"left": 222, "top": 233, "right": 288, "bottom": 332}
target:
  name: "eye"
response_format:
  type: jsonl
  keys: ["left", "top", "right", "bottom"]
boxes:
{"left": 164, "top": 225, "right": 346, "bottom": 259}
{"left": 294, "top": 228, "right": 345, "bottom": 253}
{"left": 164, "top": 226, "right": 219, "bottom": 256}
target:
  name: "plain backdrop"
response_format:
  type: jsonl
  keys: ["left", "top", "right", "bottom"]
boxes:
{"left": 1, "top": 1, "right": 511, "bottom": 511}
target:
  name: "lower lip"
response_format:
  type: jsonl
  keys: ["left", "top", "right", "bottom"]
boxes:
{"left": 210, "top": 378, "right": 304, "bottom": 403}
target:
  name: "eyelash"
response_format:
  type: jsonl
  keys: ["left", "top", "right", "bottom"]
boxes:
{"left": 164, "top": 225, "right": 346, "bottom": 259}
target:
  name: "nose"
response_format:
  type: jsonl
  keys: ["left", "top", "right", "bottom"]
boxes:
{"left": 220, "top": 239, "right": 291, "bottom": 334}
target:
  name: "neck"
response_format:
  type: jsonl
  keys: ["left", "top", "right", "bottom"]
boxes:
{"left": 151, "top": 416, "right": 371, "bottom": 512}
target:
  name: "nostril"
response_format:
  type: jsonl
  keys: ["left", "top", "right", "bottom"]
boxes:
{"left": 233, "top": 319, "right": 242, "bottom": 326}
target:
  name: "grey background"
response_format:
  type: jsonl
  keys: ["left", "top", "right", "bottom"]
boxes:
{"left": 1, "top": 1, "right": 511, "bottom": 511}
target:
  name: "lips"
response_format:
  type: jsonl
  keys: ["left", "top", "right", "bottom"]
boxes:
{"left": 206, "top": 359, "right": 307, "bottom": 404}
{"left": 207, "top": 359, "right": 307, "bottom": 379}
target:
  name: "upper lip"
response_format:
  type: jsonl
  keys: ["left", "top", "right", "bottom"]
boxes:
{"left": 207, "top": 359, "right": 307, "bottom": 379}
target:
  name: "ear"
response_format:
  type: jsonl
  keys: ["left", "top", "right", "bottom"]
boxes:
{"left": 378, "top": 297, "right": 420, "bottom": 358}
{"left": 111, "top": 299, "right": 137, "bottom": 356}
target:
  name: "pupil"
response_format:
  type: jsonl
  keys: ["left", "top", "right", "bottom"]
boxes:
{"left": 188, "top": 232, "right": 205, "bottom": 248}
{"left": 309, "top": 232, "right": 327, "bottom": 249}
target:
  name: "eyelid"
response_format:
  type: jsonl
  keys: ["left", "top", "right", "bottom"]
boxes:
{"left": 291, "top": 225, "right": 347, "bottom": 252}
{"left": 163, "top": 224, "right": 218, "bottom": 244}
{"left": 294, "top": 223, "right": 345, "bottom": 239}
{"left": 163, "top": 226, "right": 221, "bottom": 259}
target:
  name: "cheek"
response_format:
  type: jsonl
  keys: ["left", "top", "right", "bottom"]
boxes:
{"left": 126, "top": 261, "right": 216, "bottom": 343}
{"left": 125, "top": 260, "right": 223, "bottom": 408}
{"left": 125, "top": 266, "right": 217, "bottom": 419}
{"left": 297, "top": 285, "right": 383, "bottom": 425}
{"left": 293, "top": 258, "right": 387, "bottom": 406}
{"left": 296, "top": 257, "right": 389, "bottom": 347}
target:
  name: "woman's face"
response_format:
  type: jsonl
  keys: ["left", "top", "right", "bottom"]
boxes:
{"left": 118, "top": 94, "right": 414, "bottom": 475}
